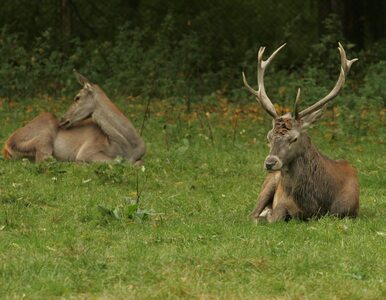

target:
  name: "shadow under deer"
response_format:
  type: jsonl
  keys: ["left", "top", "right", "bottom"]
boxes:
{"left": 243, "top": 43, "right": 360, "bottom": 222}
{"left": 3, "top": 71, "right": 145, "bottom": 164}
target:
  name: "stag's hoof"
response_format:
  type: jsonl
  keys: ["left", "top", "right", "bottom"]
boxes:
{"left": 259, "top": 207, "right": 272, "bottom": 220}
{"left": 134, "top": 159, "right": 144, "bottom": 166}
{"left": 251, "top": 207, "right": 272, "bottom": 223}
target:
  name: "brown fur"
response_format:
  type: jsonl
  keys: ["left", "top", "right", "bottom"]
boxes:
{"left": 251, "top": 116, "right": 360, "bottom": 222}
{"left": 3, "top": 74, "right": 145, "bottom": 164}
{"left": 273, "top": 116, "right": 293, "bottom": 135}
{"left": 245, "top": 43, "right": 359, "bottom": 222}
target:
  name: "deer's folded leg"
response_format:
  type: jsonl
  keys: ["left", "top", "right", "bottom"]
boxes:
{"left": 3, "top": 112, "right": 58, "bottom": 161}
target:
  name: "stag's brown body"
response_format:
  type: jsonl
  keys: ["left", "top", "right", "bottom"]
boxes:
{"left": 243, "top": 43, "right": 359, "bottom": 222}
{"left": 250, "top": 116, "right": 359, "bottom": 222}
{"left": 3, "top": 72, "right": 145, "bottom": 164}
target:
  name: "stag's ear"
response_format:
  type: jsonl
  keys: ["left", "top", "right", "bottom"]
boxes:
{"left": 73, "top": 69, "right": 92, "bottom": 87}
{"left": 300, "top": 106, "right": 326, "bottom": 129}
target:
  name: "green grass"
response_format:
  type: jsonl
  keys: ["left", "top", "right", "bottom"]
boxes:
{"left": 0, "top": 97, "right": 385, "bottom": 299}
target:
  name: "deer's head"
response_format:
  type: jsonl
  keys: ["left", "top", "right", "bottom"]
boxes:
{"left": 60, "top": 70, "right": 97, "bottom": 129}
{"left": 243, "top": 43, "right": 357, "bottom": 172}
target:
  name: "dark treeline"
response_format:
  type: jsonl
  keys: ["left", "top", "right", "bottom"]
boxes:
{"left": 3, "top": 1, "right": 385, "bottom": 51}
{"left": 1, "top": 0, "right": 386, "bottom": 107}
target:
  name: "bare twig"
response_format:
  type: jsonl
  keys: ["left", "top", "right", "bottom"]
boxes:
{"left": 135, "top": 167, "right": 147, "bottom": 206}
{"left": 232, "top": 108, "right": 240, "bottom": 146}
{"left": 136, "top": 171, "right": 140, "bottom": 205}
{"left": 163, "top": 124, "right": 169, "bottom": 150}
{"left": 204, "top": 111, "right": 214, "bottom": 144}
{"left": 140, "top": 97, "right": 151, "bottom": 136}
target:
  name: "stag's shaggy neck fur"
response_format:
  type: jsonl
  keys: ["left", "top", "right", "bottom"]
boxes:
{"left": 281, "top": 134, "right": 337, "bottom": 218}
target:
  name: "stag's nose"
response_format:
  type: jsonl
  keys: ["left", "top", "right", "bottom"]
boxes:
{"left": 265, "top": 156, "right": 278, "bottom": 171}
{"left": 265, "top": 162, "right": 276, "bottom": 170}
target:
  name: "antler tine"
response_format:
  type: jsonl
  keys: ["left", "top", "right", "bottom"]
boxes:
{"left": 298, "top": 43, "right": 358, "bottom": 118}
{"left": 242, "top": 71, "right": 259, "bottom": 98}
{"left": 293, "top": 88, "right": 301, "bottom": 119}
{"left": 262, "top": 43, "right": 287, "bottom": 68}
{"left": 243, "top": 43, "right": 286, "bottom": 118}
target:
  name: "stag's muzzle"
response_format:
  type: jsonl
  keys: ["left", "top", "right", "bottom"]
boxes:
{"left": 264, "top": 155, "right": 282, "bottom": 171}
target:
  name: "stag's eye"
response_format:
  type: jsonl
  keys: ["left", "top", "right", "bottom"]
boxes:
{"left": 290, "top": 137, "right": 298, "bottom": 144}
{"left": 74, "top": 96, "right": 80, "bottom": 101}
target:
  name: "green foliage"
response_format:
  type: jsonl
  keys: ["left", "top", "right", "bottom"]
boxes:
{"left": 359, "top": 60, "right": 386, "bottom": 107}
{"left": 94, "top": 158, "right": 138, "bottom": 185}
{"left": 0, "top": 28, "right": 82, "bottom": 97}
{"left": 0, "top": 2, "right": 336, "bottom": 101}
{"left": 0, "top": 24, "right": 383, "bottom": 144}
{"left": 28, "top": 158, "right": 67, "bottom": 176}
{"left": 306, "top": 14, "right": 347, "bottom": 72}
{"left": 97, "top": 198, "right": 159, "bottom": 222}
{"left": 0, "top": 4, "right": 385, "bottom": 112}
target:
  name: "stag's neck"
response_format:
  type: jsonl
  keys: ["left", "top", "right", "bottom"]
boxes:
{"left": 282, "top": 136, "right": 327, "bottom": 182}
{"left": 281, "top": 135, "right": 333, "bottom": 215}
{"left": 91, "top": 88, "right": 142, "bottom": 148}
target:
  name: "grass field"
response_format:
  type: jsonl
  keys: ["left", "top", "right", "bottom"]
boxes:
{"left": 0, "top": 96, "right": 385, "bottom": 299}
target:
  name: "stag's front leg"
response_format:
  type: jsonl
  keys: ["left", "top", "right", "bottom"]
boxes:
{"left": 3, "top": 112, "right": 59, "bottom": 162}
{"left": 267, "top": 182, "right": 300, "bottom": 223}
{"left": 266, "top": 204, "right": 288, "bottom": 223}
{"left": 250, "top": 172, "right": 280, "bottom": 220}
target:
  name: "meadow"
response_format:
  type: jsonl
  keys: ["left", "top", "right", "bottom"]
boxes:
{"left": 0, "top": 95, "right": 385, "bottom": 299}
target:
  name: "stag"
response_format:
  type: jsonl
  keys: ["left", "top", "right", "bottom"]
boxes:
{"left": 3, "top": 71, "right": 145, "bottom": 164}
{"left": 243, "top": 43, "right": 359, "bottom": 222}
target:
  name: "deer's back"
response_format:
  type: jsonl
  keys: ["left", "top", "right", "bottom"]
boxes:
{"left": 325, "top": 158, "right": 359, "bottom": 217}
{"left": 323, "top": 157, "right": 358, "bottom": 191}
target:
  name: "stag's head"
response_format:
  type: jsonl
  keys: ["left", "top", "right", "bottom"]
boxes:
{"left": 243, "top": 43, "right": 357, "bottom": 172}
{"left": 60, "top": 70, "right": 97, "bottom": 128}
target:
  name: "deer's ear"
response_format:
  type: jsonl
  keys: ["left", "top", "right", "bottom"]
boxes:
{"left": 84, "top": 83, "right": 93, "bottom": 92}
{"left": 300, "top": 107, "right": 325, "bottom": 129}
{"left": 74, "top": 69, "right": 92, "bottom": 87}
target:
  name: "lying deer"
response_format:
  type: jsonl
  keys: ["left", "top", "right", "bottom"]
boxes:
{"left": 243, "top": 43, "right": 359, "bottom": 222}
{"left": 3, "top": 71, "right": 145, "bottom": 164}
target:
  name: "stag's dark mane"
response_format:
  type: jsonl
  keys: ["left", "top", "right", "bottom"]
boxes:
{"left": 281, "top": 135, "right": 338, "bottom": 218}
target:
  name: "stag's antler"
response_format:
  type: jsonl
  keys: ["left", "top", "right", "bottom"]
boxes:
{"left": 298, "top": 43, "right": 358, "bottom": 118}
{"left": 293, "top": 88, "right": 301, "bottom": 119}
{"left": 243, "top": 44, "right": 286, "bottom": 118}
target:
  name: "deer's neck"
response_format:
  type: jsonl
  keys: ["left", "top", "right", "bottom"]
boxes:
{"left": 281, "top": 136, "right": 333, "bottom": 215}
{"left": 91, "top": 91, "right": 142, "bottom": 149}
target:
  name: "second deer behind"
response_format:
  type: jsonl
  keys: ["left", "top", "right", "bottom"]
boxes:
{"left": 4, "top": 71, "right": 145, "bottom": 164}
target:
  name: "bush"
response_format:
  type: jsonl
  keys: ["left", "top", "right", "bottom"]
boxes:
{"left": 0, "top": 11, "right": 384, "bottom": 113}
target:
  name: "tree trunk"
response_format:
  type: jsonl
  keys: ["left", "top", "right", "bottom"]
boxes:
{"left": 366, "top": 0, "right": 385, "bottom": 41}
{"left": 343, "top": 0, "right": 365, "bottom": 49}
{"left": 61, "top": 0, "right": 72, "bottom": 37}
{"left": 317, "top": 0, "right": 339, "bottom": 35}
